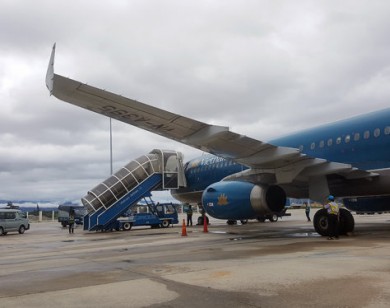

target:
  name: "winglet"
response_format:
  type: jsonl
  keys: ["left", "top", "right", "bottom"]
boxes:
{"left": 45, "top": 43, "right": 56, "bottom": 94}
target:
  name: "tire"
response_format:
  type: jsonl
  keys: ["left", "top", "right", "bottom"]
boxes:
{"left": 257, "top": 216, "right": 266, "bottom": 223}
{"left": 227, "top": 220, "right": 237, "bottom": 225}
{"left": 269, "top": 214, "right": 278, "bottom": 222}
{"left": 161, "top": 220, "right": 170, "bottom": 228}
{"left": 122, "top": 222, "right": 132, "bottom": 231}
{"left": 19, "top": 225, "right": 26, "bottom": 234}
{"left": 240, "top": 220, "right": 248, "bottom": 225}
{"left": 313, "top": 209, "right": 329, "bottom": 236}
{"left": 314, "top": 208, "right": 355, "bottom": 236}
{"left": 339, "top": 208, "right": 354, "bottom": 235}
{"left": 0, "top": 227, "right": 5, "bottom": 235}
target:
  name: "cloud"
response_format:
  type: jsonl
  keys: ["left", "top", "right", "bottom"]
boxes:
{"left": 0, "top": 0, "right": 389, "bottom": 201}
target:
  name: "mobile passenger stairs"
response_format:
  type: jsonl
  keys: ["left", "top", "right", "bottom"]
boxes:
{"left": 82, "top": 149, "right": 186, "bottom": 231}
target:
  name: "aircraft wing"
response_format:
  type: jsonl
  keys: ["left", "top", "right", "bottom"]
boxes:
{"left": 46, "top": 45, "right": 377, "bottom": 190}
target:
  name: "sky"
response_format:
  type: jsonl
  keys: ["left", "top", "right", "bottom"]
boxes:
{"left": 1, "top": 0, "right": 390, "bottom": 204}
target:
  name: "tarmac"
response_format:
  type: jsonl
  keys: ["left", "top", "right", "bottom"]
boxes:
{"left": 1, "top": 209, "right": 390, "bottom": 308}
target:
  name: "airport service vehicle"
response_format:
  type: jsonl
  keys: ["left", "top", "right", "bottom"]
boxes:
{"left": 0, "top": 209, "right": 30, "bottom": 235}
{"left": 256, "top": 208, "right": 291, "bottom": 223}
{"left": 58, "top": 204, "right": 87, "bottom": 227}
{"left": 117, "top": 202, "right": 178, "bottom": 230}
{"left": 225, "top": 208, "right": 290, "bottom": 225}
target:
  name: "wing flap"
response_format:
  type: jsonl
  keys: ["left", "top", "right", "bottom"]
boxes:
{"left": 47, "top": 45, "right": 378, "bottom": 184}
{"left": 51, "top": 73, "right": 216, "bottom": 142}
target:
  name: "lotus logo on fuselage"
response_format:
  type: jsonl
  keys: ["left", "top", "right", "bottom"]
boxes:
{"left": 217, "top": 193, "right": 228, "bottom": 205}
{"left": 190, "top": 159, "right": 201, "bottom": 168}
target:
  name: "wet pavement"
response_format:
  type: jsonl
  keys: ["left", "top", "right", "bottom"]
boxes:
{"left": 0, "top": 210, "right": 390, "bottom": 307}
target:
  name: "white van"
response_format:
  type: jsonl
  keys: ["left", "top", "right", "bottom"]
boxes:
{"left": 0, "top": 209, "right": 30, "bottom": 235}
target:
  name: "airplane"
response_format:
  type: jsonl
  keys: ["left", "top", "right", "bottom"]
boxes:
{"left": 45, "top": 44, "right": 390, "bottom": 236}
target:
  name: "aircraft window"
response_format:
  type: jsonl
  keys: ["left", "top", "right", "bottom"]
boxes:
{"left": 345, "top": 135, "right": 351, "bottom": 143}
{"left": 319, "top": 140, "right": 324, "bottom": 148}
{"left": 310, "top": 142, "right": 315, "bottom": 150}
{"left": 374, "top": 128, "right": 380, "bottom": 138}
{"left": 354, "top": 133, "right": 360, "bottom": 141}
{"left": 385, "top": 126, "right": 390, "bottom": 135}
{"left": 299, "top": 145, "right": 304, "bottom": 152}
{"left": 336, "top": 137, "right": 341, "bottom": 145}
{"left": 364, "top": 131, "right": 370, "bottom": 139}
{"left": 327, "top": 139, "right": 333, "bottom": 146}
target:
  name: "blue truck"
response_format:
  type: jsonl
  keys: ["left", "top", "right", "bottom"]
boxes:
{"left": 117, "top": 202, "right": 179, "bottom": 231}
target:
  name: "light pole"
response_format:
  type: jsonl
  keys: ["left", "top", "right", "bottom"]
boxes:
{"left": 110, "top": 117, "right": 113, "bottom": 175}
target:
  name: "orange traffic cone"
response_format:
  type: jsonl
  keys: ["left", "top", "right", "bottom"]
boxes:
{"left": 181, "top": 219, "right": 187, "bottom": 236}
{"left": 203, "top": 215, "right": 208, "bottom": 233}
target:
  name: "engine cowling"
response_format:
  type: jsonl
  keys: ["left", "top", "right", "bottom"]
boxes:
{"left": 202, "top": 181, "right": 286, "bottom": 220}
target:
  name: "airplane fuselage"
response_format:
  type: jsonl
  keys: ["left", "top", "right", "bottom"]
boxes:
{"left": 172, "top": 108, "right": 390, "bottom": 204}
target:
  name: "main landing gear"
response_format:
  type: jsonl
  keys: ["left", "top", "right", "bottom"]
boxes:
{"left": 313, "top": 208, "right": 355, "bottom": 236}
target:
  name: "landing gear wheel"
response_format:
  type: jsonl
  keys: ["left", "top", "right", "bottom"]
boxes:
{"left": 314, "top": 208, "right": 355, "bottom": 236}
{"left": 339, "top": 208, "right": 354, "bottom": 235}
{"left": 240, "top": 220, "right": 248, "bottom": 225}
{"left": 198, "top": 216, "right": 210, "bottom": 225}
{"left": 313, "top": 208, "right": 330, "bottom": 236}
{"left": 256, "top": 216, "right": 266, "bottom": 223}
{"left": 269, "top": 214, "right": 278, "bottom": 222}
{"left": 227, "top": 220, "right": 237, "bottom": 225}
{"left": 122, "top": 222, "right": 132, "bottom": 231}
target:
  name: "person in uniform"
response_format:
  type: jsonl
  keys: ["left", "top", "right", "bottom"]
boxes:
{"left": 324, "top": 195, "right": 339, "bottom": 240}
{"left": 304, "top": 202, "right": 311, "bottom": 222}
{"left": 186, "top": 205, "right": 193, "bottom": 226}
{"left": 68, "top": 208, "right": 75, "bottom": 234}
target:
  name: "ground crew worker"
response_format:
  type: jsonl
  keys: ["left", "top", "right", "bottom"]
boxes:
{"left": 304, "top": 202, "right": 311, "bottom": 222}
{"left": 324, "top": 195, "right": 339, "bottom": 240}
{"left": 68, "top": 209, "right": 75, "bottom": 234}
{"left": 186, "top": 205, "right": 193, "bottom": 226}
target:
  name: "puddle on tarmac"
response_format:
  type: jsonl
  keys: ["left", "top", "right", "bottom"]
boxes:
{"left": 286, "top": 232, "right": 321, "bottom": 238}
{"left": 227, "top": 232, "right": 321, "bottom": 241}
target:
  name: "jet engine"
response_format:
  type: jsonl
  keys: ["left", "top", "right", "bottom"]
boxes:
{"left": 202, "top": 181, "right": 286, "bottom": 220}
